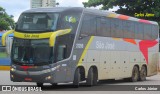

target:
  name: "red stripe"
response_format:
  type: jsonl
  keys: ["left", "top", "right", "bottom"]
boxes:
{"left": 139, "top": 40, "right": 158, "bottom": 64}
{"left": 139, "top": 19, "right": 151, "bottom": 24}
{"left": 118, "top": 15, "right": 129, "bottom": 20}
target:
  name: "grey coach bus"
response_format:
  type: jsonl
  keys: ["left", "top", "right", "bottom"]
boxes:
{"left": 2, "top": 7, "right": 159, "bottom": 87}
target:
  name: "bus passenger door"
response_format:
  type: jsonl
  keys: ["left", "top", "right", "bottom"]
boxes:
{"left": 54, "top": 44, "right": 68, "bottom": 82}
{"left": 54, "top": 35, "right": 74, "bottom": 82}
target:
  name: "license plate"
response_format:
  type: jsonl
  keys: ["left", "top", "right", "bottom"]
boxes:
{"left": 25, "top": 78, "right": 32, "bottom": 81}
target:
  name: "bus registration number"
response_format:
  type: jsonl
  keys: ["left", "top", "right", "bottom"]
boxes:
{"left": 76, "top": 44, "right": 84, "bottom": 49}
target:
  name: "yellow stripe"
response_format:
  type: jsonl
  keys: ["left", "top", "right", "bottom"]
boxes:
{"left": 14, "top": 31, "right": 53, "bottom": 39}
{"left": 14, "top": 29, "right": 71, "bottom": 40}
{"left": 107, "top": 13, "right": 117, "bottom": 18}
{"left": 2, "top": 30, "right": 14, "bottom": 46}
{"left": 77, "top": 36, "right": 94, "bottom": 66}
{"left": 2, "top": 29, "right": 71, "bottom": 47}
{"left": 49, "top": 29, "right": 71, "bottom": 47}
{"left": 0, "top": 66, "right": 10, "bottom": 70}
{"left": 112, "top": 38, "right": 121, "bottom": 41}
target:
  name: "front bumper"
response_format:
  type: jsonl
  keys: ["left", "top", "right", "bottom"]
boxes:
{"left": 10, "top": 70, "right": 54, "bottom": 83}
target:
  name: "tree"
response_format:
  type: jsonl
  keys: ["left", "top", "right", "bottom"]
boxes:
{"left": 83, "top": 0, "right": 160, "bottom": 23}
{"left": 0, "top": 6, "right": 15, "bottom": 31}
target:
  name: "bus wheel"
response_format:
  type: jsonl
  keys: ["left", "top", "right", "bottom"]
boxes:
{"left": 93, "top": 68, "right": 98, "bottom": 86}
{"left": 140, "top": 66, "right": 147, "bottom": 81}
{"left": 86, "top": 67, "right": 94, "bottom": 86}
{"left": 131, "top": 66, "right": 139, "bottom": 82}
{"left": 36, "top": 83, "right": 43, "bottom": 87}
{"left": 73, "top": 68, "right": 81, "bottom": 88}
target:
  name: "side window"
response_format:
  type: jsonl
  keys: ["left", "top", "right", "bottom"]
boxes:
{"left": 105, "top": 17, "right": 111, "bottom": 37}
{"left": 111, "top": 19, "right": 123, "bottom": 38}
{"left": 96, "top": 17, "right": 111, "bottom": 37}
{"left": 96, "top": 17, "right": 101, "bottom": 36}
{"left": 123, "top": 21, "right": 135, "bottom": 39}
{"left": 80, "top": 14, "right": 96, "bottom": 36}
{"left": 144, "top": 24, "right": 152, "bottom": 40}
{"left": 80, "top": 15, "right": 90, "bottom": 36}
{"left": 135, "top": 23, "right": 144, "bottom": 39}
{"left": 116, "top": 20, "right": 123, "bottom": 38}
{"left": 90, "top": 16, "right": 97, "bottom": 35}
{"left": 152, "top": 25, "right": 158, "bottom": 40}
{"left": 110, "top": 18, "right": 117, "bottom": 37}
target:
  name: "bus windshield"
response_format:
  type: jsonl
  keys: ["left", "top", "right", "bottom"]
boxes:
{"left": 16, "top": 13, "right": 59, "bottom": 32}
{"left": 11, "top": 38, "right": 53, "bottom": 65}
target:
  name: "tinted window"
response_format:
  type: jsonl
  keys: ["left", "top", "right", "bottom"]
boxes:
{"left": 60, "top": 12, "right": 81, "bottom": 33}
{"left": 105, "top": 17, "right": 111, "bottom": 36}
{"left": 96, "top": 17, "right": 101, "bottom": 36}
{"left": 111, "top": 19, "right": 123, "bottom": 38}
{"left": 81, "top": 14, "right": 96, "bottom": 36}
{"left": 96, "top": 17, "right": 111, "bottom": 37}
{"left": 135, "top": 23, "right": 144, "bottom": 39}
{"left": 123, "top": 21, "right": 135, "bottom": 39}
{"left": 16, "top": 13, "right": 59, "bottom": 32}
{"left": 152, "top": 25, "right": 159, "bottom": 39}
{"left": 110, "top": 19, "right": 117, "bottom": 37}
{"left": 144, "top": 24, "right": 152, "bottom": 40}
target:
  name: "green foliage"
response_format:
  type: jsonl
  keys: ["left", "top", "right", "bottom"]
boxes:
{"left": 0, "top": 52, "right": 7, "bottom": 58}
{"left": 0, "top": 6, "right": 15, "bottom": 30}
{"left": 83, "top": 0, "right": 160, "bottom": 23}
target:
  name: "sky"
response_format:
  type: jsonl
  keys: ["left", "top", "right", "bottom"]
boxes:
{"left": 0, "top": 0, "right": 118, "bottom": 22}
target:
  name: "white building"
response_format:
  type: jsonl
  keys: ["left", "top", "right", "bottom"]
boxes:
{"left": 30, "top": 0, "right": 56, "bottom": 8}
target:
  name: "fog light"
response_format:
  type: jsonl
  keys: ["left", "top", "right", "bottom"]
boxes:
{"left": 45, "top": 76, "right": 52, "bottom": 80}
{"left": 11, "top": 75, "right": 14, "bottom": 78}
{"left": 11, "top": 68, "right": 15, "bottom": 72}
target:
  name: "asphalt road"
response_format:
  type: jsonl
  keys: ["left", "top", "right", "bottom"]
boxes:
{"left": 0, "top": 71, "right": 160, "bottom": 94}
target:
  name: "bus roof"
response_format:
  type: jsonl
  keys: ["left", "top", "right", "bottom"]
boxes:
{"left": 23, "top": 7, "right": 83, "bottom": 13}
{"left": 83, "top": 8, "right": 159, "bottom": 25}
{"left": 23, "top": 7, "right": 158, "bottom": 25}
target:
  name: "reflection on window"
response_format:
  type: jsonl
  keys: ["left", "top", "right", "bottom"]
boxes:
{"left": 17, "top": 13, "right": 59, "bottom": 31}
{"left": 57, "top": 45, "right": 67, "bottom": 61}
{"left": 60, "top": 13, "right": 81, "bottom": 32}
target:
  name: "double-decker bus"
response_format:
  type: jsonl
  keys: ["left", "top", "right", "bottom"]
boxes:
{"left": 2, "top": 7, "right": 159, "bottom": 87}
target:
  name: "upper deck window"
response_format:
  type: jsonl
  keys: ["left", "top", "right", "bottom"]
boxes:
{"left": 16, "top": 13, "right": 59, "bottom": 32}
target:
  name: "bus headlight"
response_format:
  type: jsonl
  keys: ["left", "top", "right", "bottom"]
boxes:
{"left": 11, "top": 68, "right": 15, "bottom": 72}
{"left": 45, "top": 76, "right": 52, "bottom": 80}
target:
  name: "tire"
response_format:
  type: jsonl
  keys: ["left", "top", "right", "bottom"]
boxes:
{"left": 93, "top": 69, "right": 98, "bottom": 86}
{"left": 140, "top": 66, "right": 147, "bottom": 81}
{"left": 131, "top": 66, "right": 139, "bottom": 82}
{"left": 36, "top": 83, "right": 43, "bottom": 87}
{"left": 86, "top": 67, "right": 94, "bottom": 86}
{"left": 73, "top": 68, "right": 81, "bottom": 88}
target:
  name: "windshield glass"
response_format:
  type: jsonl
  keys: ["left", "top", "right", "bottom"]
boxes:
{"left": 16, "top": 13, "right": 59, "bottom": 32}
{"left": 11, "top": 38, "right": 53, "bottom": 65}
